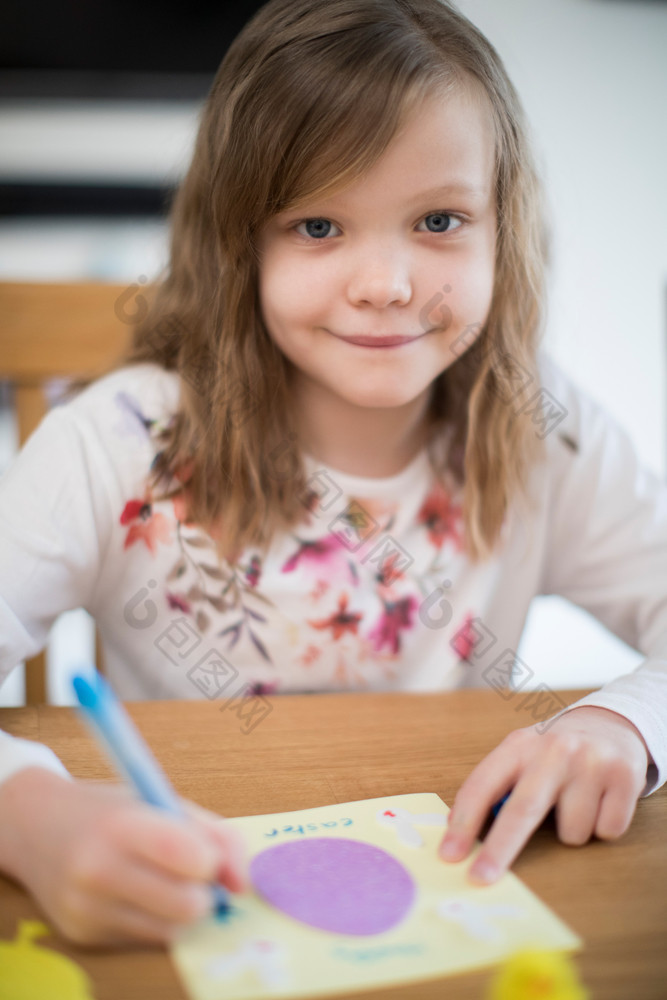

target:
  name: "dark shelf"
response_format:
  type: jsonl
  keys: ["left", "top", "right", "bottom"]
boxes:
{"left": 0, "top": 181, "right": 176, "bottom": 217}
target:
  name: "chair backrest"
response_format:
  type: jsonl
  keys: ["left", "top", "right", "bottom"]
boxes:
{"left": 0, "top": 280, "right": 133, "bottom": 703}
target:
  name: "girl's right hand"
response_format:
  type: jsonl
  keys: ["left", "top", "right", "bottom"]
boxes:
{"left": 0, "top": 766, "right": 248, "bottom": 948}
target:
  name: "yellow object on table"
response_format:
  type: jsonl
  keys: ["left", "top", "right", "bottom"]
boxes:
{"left": 486, "top": 947, "right": 589, "bottom": 1000}
{"left": 0, "top": 920, "right": 95, "bottom": 1000}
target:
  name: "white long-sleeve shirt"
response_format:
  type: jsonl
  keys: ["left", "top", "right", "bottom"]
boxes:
{"left": 1, "top": 353, "right": 666, "bottom": 795}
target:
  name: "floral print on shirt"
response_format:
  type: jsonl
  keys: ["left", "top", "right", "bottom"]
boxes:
{"left": 120, "top": 499, "right": 172, "bottom": 553}
{"left": 114, "top": 389, "right": 470, "bottom": 686}
{"left": 417, "top": 479, "right": 465, "bottom": 551}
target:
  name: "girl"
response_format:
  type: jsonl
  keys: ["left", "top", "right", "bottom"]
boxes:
{"left": 1, "top": 0, "right": 665, "bottom": 948}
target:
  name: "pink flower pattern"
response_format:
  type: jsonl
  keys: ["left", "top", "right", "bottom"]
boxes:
{"left": 367, "top": 595, "right": 419, "bottom": 655}
{"left": 451, "top": 612, "right": 478, "bottom": 663}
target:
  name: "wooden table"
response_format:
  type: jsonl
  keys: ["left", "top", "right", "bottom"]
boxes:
{"left": 1, "top": 689, "right": 665, "bottom": 999}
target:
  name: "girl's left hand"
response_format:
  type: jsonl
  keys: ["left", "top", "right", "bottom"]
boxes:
{"left": 438, "top": 705, "right": 650, "bottom": 884}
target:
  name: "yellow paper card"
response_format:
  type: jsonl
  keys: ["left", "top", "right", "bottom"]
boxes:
{"left": 170, "top": 793, "right": 582, "bottom": 1000}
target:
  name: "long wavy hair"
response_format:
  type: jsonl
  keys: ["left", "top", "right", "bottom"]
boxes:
{"left": 111, "top": 0, "right": 551, "bottom": 565}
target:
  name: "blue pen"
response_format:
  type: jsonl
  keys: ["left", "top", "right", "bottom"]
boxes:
{"left": 491, "top": 792, "right": 511, "bottom": 818}
{"left": 71, "top": 669, "right": 232, "bottom": 920}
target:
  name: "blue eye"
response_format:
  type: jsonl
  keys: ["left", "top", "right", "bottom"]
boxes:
{"left": 295, "top": 218, "right": 339, "bottom": 240}
{"left": 293, "top": 212, "right": 463, "bottom": 241}
{"left": 419, "top": 213, "right": 463, "bottom": 233}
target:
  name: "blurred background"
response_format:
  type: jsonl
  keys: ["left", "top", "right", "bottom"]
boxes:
{"left": 0, "top": 0, "right": 666, "bottom": 704}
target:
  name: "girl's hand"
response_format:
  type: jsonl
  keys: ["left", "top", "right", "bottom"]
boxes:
{"left": 438, "top": 706, "right": 650, "bottom": 884}
{"left": 0, "top": 766, "right": 248, "bottom": 948}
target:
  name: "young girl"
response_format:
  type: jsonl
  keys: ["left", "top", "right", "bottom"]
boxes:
{"left": 1, "top": 0, "right": 665, "bottom": 948}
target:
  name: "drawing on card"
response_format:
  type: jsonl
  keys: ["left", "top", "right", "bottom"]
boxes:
{"left": 376, "top": 804, "right": 449, "bottom": 847}
{"left": 204, "top": 938, "right": 291, "bottom": 990}
{"left": 250, "top": 837, "right": 416, "bottom": 935}
{"left": 435, "top": 898, "right": 527, "bottom": 942}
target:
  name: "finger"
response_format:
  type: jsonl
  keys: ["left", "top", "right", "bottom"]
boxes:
{"left": 213, "top": 825, "right": 248, "bottom": 893}
{"left": 62, "top": 890, "right": 192, "bottom": 948}
{"left": 439, "top": 753, "right": 522, "bottom": 863}
{"left": 554, "top": 773, "right": 603, "bottom": 846}
{"left": 594, "top": 772, "right": 641, "bottom": 841}
{"left": 72, "top": 851, "right": 215, "bottom": 925}
{"left": 182, "top": 802, "right": 249, "bottom": 892}
{"left": 467, "top": 760, "right": 568, "bottom": 884}
{"left": 111, "top": 804, "right": 223, "bottom": 882}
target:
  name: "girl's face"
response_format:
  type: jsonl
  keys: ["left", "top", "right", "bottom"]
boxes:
{"left": 257, "top": 83, "right": 497, "bottom": 420}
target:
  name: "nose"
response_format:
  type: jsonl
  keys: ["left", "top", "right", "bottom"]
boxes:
{"left": 346, "top": 247, "right": 413, "bottom": 309}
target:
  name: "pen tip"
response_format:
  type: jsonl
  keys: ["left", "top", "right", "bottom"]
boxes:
{"left": 214, "top": 900, "right": 233, "bottom": 922}
{"left": 72, "top": 674, "right": 97, "bottom": 708}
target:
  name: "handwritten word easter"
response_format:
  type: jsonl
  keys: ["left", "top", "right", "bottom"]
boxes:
{"left": 264, "top": 819, "right": 353, "bottom": 838}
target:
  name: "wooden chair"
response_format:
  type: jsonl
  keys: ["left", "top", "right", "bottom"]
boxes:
{"left": 0, "top": 281, "right": 134, "bottom": 703}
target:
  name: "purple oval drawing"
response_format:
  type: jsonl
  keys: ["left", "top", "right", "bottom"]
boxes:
{"left": 249, "top": 837, "right": 416, "bottom": 936}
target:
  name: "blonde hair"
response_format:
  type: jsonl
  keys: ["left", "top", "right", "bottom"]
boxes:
{"left": 117, "top": 0, "right": 551, "bottom": 564}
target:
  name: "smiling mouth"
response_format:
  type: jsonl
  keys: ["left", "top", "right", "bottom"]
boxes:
{"left": 331, "top": 333, "right": 426, "bottom": 348}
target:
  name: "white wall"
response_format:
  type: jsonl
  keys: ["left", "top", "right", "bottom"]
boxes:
{"left": 1, "top": 0, "right": 666, "bottom": 703}
{"left": 459, "top": 0, "right": 667, "bottom": 470}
